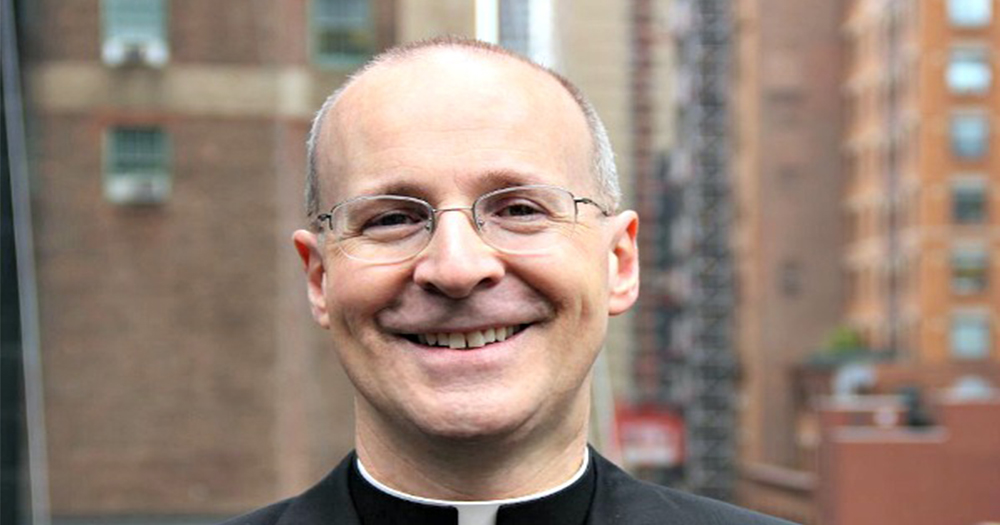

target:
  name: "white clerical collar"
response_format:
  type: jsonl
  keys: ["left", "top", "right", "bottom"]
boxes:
{"left": 356, "top": 449, "right": 591, "bottom": 525}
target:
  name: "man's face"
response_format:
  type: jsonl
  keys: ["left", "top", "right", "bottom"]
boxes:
{"left": 296, "top": 50, "right": 639, "bottom": 443}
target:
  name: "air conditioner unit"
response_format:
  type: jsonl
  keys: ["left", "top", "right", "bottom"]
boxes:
{"left": 102, "top": 38, "right": 169, "bottom": 68}
{"left": 105, "top": 174, "right": 171, "bottom": 205}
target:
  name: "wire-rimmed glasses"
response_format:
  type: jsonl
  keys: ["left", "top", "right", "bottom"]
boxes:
{"left": 314, "top": 184, "right": 612, "bottom": 264}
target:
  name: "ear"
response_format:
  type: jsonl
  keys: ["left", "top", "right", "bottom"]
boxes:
{"left": 293, "top": 229, "right": 331, "bottom": 329}
{"left": 607, "top": 211, "right": 640, "bottom": 316}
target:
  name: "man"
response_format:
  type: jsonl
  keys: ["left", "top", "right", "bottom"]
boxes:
{"left": 225, "top": 37, "right": 793, "bottom": 525}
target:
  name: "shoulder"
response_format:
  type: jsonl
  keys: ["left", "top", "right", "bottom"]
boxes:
{"left": 217, "top": 500, "right": 292, "bottom": 525}
{"left": 589, "top": 451, "right": 798, "bottom": 525}
{"left": 215, "top": 452, "right": 359, "bottom": 525}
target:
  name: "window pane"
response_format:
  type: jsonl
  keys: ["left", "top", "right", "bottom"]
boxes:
{"left": 106, "top": 127, "right": 170, "bottom": 204}
{"left": 103, "top": 0, "right": 165, "bottom": 41}
{"left": 951, "top": 315, "right": 990, "bottom": 359}
{"left": 952, "top": 181, "right": 988, "bottom": 223}
{"left": 111, "top": 128, "right": 165, "bottom": 172}
{"left": 948, "top": 0, "right": 992, "bottom": 26}
{"left": 951, "top": 247, "right": 989, "bottom": 294}
{"left": 951, "top": 114, "right": 989, "bottom": 159}
{"left": 313, "top": 0, "right": 373, "bottom": 64}
{"left": 947, "top": 48, "right": 992, "bottom": 93}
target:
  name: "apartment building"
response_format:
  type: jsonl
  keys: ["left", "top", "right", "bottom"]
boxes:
{"left": 843, "top": 0, "right": 998, "bottom": 366}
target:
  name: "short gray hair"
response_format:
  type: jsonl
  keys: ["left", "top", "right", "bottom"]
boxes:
{"left": 305, "top": 37, "right": 620, "bottom": 222}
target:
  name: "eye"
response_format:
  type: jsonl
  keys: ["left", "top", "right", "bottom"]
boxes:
{"left": 364, "top": 210, "right": 425, "bottom": 229}
{"left": 495, "top": 201, "right": 547, "bottom": 219}
{"left": 340, "top": 198, "right": 431, "bottom": 241}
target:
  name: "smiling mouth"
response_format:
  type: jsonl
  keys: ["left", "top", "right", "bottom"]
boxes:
{"left": 401, "top": 325, "right": 528, "bottom": 349}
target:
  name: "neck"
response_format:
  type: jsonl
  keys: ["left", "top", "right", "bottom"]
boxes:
{"left": 353, "top": 394, "right": 591, "bottom": 500}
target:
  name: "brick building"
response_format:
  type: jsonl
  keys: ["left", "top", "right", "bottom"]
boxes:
{"left": 842, "top": 0, "right": 999, "bottom": 364}
{"left": 817, "top": 394, "right": 1000, "bottom": 525}
{"left": 23, "top": 0, "right": 395, "bottom": 520}
{"left": 728, "top": 0, "right": 847, "bottom": 521}
{"left": 733, "top": 0, "right": 1000, "bottom": 522}
{"left": 19, "top": 0, "right": 643, "bottom": 522}
{"left": 731, "top": 0, "right": 847, "bottom": 469}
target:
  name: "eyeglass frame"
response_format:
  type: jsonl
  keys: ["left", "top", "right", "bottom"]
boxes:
{"left": 311, "top": 184, "right": 614, "bottom": 262}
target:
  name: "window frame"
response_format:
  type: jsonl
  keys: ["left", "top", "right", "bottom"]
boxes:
{"left": 947, "top": 0, "right": 993, "bottom": 27}
{"left": 950, "top": 112, "right": 990, "bottom": 159}
{"left": 310, "top": 0, "right": 374, "bottom": 68}
{"left": 103, "top": 126, "right": 172, "bottom": 205}
{"left": 951, "top": 177, "right": 989, "bottom": 224}
{"left": 100, "top": 0, "right": 169, "bottom": 66}
{"left": 946, "top": 46, "right": 992, "bottom": 94}
{"left": 950, "top": 245, "right": 990, "bottom": 294}
{"left": 950, "top": 312, "right": 992, "bottom": 360}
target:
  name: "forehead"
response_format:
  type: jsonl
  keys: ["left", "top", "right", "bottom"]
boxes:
{"left": 318, "top": 49, "right": 593, "bottom": 201}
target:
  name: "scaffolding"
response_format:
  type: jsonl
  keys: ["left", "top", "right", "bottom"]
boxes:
{"left": 669, "top": 0, "right": 737, "bottom": 500}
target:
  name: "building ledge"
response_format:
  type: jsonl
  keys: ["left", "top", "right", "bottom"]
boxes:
{"left": 740, "top": 462, "right": 817, "bottom": 492}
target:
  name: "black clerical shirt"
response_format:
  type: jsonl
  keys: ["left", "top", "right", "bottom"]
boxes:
{"left": 349, "top": 452, "right": 595, "bottom": 525}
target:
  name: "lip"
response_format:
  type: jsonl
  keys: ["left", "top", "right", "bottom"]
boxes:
{"left": 392, "top": 323, "right": 531, "bottom": 354}
{"left": 394, "top": 324, "right": 531, "bottom": 349}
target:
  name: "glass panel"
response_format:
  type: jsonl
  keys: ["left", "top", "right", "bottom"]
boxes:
{"left": 950, "top": 114, "right": 989, "bottom": 159}
{"left": 313, "top": 0, "right": 373, "bottom": 64}
{"left": 952, "top": 181, "right": 988, "bottom": 223}
{"left": 951, "top": 315, "right": 990, "bottom": 359}
{"left": 110, "top": 128, "right": 166, "bottom": 173}
{"left": 948, "top": 0, "right": 992, "bottom": 27}
{"left": 947, "top": 48, "right": 992, "bottom": 93}
{"left": 105, "top": 127, "right": 171, "bottom": 204}
{"left": 500, "top": 0, "right": 531, "bottom": 57}
{"left": 103, "top": 0, "right": 165, "bottom": 42}
{"left": 951, "top": 248, "right": 989, "bottom": 294}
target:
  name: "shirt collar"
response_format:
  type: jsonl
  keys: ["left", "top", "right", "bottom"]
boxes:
{"left": 349, "top": 449, "right": 595, "bottom": 525}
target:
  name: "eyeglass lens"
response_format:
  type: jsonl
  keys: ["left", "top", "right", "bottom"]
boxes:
{"left": 327, "top": 186, "right": 581, "bottom": 263}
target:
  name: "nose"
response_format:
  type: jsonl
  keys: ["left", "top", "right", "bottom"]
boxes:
{"left": 412, "top": 209, "right": 505, "bottom": 298}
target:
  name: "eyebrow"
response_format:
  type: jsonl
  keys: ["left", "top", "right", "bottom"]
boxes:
{"left": 353, "top": 169, "right": 549, "bottom": 200}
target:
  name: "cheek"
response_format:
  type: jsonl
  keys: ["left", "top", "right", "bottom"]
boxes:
{"left": 515, "top": 243, "right": 610, "bottom": 319}
{"left": 325, "top": 262, "right": 410, "bottom": 332}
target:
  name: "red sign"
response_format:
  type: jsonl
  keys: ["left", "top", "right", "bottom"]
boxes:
{"left": 615, "top": 404, "right": 685, "bottom": 468}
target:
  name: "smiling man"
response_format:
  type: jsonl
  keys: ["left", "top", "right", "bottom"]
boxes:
{"left": 224, "top": 37, "right": 793, "bottom": 525}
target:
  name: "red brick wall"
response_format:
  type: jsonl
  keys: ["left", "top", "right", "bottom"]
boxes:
{"left": 819, "top": 400, "right": 1000, "bottom": 525}
{"left": 35, "top": 114, "right": 285, "bottom": 514}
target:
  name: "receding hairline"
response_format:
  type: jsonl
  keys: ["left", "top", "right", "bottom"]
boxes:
{"left": 306, "top": 36, "right": 620, "bottom": 221}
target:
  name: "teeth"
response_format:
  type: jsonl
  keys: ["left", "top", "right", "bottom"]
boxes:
{"left": 412, "top": 325, "right": 521, "bottom": 349}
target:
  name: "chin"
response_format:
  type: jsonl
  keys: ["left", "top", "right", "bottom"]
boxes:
{"left": 410, "top": 397, "right": 538, "bottom": 442}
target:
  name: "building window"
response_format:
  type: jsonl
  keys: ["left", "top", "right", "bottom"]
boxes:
{"left": 951, "top": 246, "right": 989, "bottom": 294}
{"left": 498, "top": 0, "right": 554, "bottom": 66}
{"left": 101, "top": 0, "right": 168, "bottom": 66}
{"left": 948, "top": 0, "right": 992, "bottom": 27}
{"left": 947, "top": 47, "right": 992, "bottom": 94}
{"left": 950, "top": 113, "right": 989, "bottom": 159}
{"left": 779, "top": 260, "right": 802, "bottom": 297}
{"left": 951, "top": 313, "right": 990, "bottom": 359}
{"left": 104, "top": 127, "right": 171, "bottom": 205}
{"left": 952, "top": 179, "right": 988, "bottom": 223}
{"left": 312, "top": 0, "right": 373, "bottom": 66}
